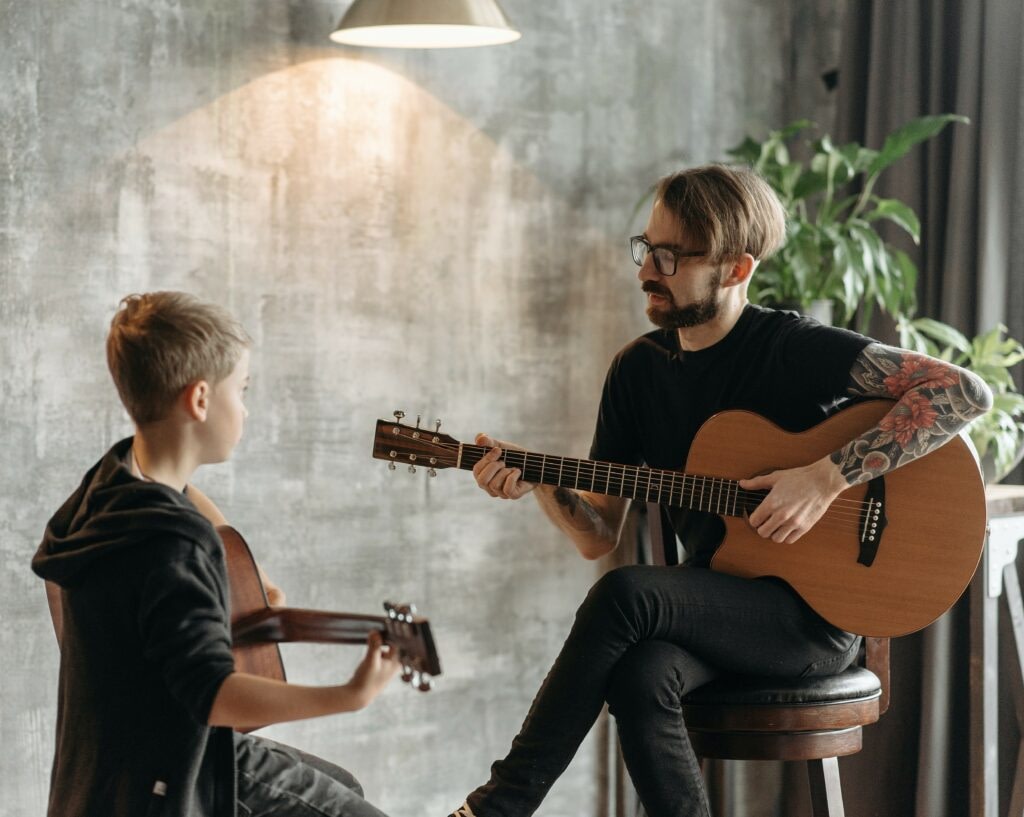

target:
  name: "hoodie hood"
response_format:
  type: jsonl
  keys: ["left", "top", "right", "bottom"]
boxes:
{"left": 32, "top": 438, "right": 216, "bottom": 587}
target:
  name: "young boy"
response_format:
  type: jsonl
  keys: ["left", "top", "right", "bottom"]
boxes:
{"left": 32, "top": 291, "right": 400, "bottom": 817}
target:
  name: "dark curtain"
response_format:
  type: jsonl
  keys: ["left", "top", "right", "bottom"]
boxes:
{"left": 834, "top": 2, "right": 1024, "bottom": 816}
{"left": 835, "top": 0, "right": 1024, "bottom": 347}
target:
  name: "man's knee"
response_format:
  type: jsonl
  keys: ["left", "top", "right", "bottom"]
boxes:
{"left": 606, "top": 640, "right": 686, "bottom": 718}
{"left": 580, "top": 565, "right": 649, "bottom": 618}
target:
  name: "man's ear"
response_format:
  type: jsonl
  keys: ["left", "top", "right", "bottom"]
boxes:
{"left": 182, "top": 380, "right": 211, "bottom": 422}
{"left": 722, "top": 253, "right": 756, "bottom": 288}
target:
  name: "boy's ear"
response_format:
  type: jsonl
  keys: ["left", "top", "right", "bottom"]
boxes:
{"left": 182, "top": 380, "right": 211, "bottom": 422}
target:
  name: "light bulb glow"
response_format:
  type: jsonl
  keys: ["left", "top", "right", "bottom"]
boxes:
{"left": 330, "top": 23, "right": 520, "bottom": 48}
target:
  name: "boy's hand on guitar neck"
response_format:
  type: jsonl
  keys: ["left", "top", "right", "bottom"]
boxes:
{"left": 472, "top": 434, "right": 537, "bottom": 499}
{"left": 740, "top": 456, "right": 848, "bottom": 545}
{"left": 347, "top": 630, "right": 403, "bottom": 709}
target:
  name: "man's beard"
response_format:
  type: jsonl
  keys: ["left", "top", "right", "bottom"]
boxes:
{"left": 642, "top": 275, "right": 721, "bottom": 330}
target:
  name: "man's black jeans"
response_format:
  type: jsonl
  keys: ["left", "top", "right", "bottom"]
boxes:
{"left": 464, "top": 565, "right": 859, "bottom": 817}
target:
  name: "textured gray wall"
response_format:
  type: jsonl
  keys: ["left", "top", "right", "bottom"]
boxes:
{"left": 0, "top": 1, "right": 837, "bottom": 815}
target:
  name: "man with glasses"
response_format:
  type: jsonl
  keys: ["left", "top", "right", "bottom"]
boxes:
{"left": 446, "top": 164, "right": 991, "bottom": 817}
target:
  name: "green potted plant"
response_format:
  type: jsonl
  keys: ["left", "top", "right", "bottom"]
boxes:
{"left": 725, "top": 114, "right": 967, "bottom": 329}
{"left": 897, "top": 316, "right": 1024, "bottom": 482}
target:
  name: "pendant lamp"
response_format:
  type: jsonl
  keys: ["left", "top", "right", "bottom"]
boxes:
{"left": 330, "top": 0, "right": 521, "bottom": 48}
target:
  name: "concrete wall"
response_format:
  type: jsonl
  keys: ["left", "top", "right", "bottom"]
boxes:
{"left": 1, "top": 1, "right": 839, "bottom": 815}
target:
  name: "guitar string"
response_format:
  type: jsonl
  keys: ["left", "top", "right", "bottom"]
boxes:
{"left": 449, "top": 443, "right": 875, "bottom": 514}
{"left": 411, "top": 441, "right": 879, "bottom": 528}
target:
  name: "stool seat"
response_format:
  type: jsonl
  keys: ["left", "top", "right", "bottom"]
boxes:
{"left": 683, "top": 665, "right": 882, "bottom": 707}
{"left": 681, "top": 666, "right": 883, "bottom": 748}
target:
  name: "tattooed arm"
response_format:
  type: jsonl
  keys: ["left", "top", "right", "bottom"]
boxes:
{"left": 741, "top": 343, "right": 992, "bottom": 544}
{"left": 831, "top": 343, "right": 992, "bottom": 482}
{"left": 472, "top": 433, "right": 630, "bottom": 560}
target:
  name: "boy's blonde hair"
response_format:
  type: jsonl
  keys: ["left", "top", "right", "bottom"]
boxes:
{"left": 655, "top": 164, "right": 787, "bottom": 264}
{"left": 107, "top": 292, "right": 251, "bottom": 425}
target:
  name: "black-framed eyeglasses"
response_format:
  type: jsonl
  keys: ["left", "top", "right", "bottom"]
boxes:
{"left": 629, "top": 235, "right": 705, "bottom": 277}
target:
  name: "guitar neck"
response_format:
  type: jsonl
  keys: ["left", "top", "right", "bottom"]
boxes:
{"left": 232, "top": 608, "right": 385, "bottom": 648}
{"left": 455, "top": 445, "right": 763, "bottom": 517}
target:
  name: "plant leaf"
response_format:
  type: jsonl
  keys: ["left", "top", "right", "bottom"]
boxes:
{"left": 908, "top": 317, "right": 970, "bottom": 353}
{"left": 867, "top": 198, "right": 921, "bottom": 243}
{"left": 865, "top": 114, "right": 969, "bottom": 179}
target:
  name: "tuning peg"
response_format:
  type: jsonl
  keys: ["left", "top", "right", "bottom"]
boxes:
{"left": 407, "top": 603, "right": 417, "bottom": 615}
{"left": 393, "top": 410, "right": 405, "bottom": 422}
{"left": 428, "top": 468, "right": 437, "bottom": 477}
{"left": 408, "top": 464, "right": 416, "bottom": 474}
{"left": 435, "top": 419, "right": 442, "bottom": 432}
{"left": 401, "top": 666, "right": 415, "bottom": 684}
{"left": 388, "top": 462, "right": 396, "bottom": 471}
{"left": 415, "top": 414, "right": 421, "bottom": 429}
{"left": 418, "top": 675, "right": 433, "bottom": 692}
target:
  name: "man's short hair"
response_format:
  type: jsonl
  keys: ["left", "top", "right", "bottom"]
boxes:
{"left": 106, "top": 291, "right": 251, "bottom": 425}
{"left": 655, "top": 164, "right": 787, "bottom": 263}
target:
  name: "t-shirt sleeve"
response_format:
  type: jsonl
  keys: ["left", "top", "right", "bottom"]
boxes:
{"left": 589, "top": 351, "right": 644, "bottom": 466}
{"left": 137, "top": 541, "right": 236, "bottom": 724}
{"left": 777, "top": 317, "right": 874, "bottom": 407}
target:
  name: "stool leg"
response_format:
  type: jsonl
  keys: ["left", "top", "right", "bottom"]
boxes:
{"left": 807, "top": 758, "right": 845, "bottom": 817}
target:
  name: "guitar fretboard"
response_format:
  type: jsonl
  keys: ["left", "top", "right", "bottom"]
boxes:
{"left": 456, "top": 445, "right": 766, "bottom": 516}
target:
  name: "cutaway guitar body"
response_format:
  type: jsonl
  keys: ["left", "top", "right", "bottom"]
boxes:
{"left": 691, "top": 401, "right": 987, "bottom": 636}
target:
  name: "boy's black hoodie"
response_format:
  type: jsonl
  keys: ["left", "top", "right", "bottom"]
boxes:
{"left": 32, "top": 438, "right": 237, "bottom": 817}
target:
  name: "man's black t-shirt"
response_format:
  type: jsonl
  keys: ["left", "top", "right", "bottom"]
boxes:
{"left": 590, "top": 304, "right": 873, "bottom": 567}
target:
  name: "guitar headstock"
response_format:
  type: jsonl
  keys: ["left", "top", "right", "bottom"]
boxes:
{"left": 382, "top": 601, "right": 442, "bottom": 691}
{"left": 373, "top": 411, "right": 461, "bottom": 476}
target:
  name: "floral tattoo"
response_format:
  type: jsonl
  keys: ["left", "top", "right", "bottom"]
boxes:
{"left": 831, "top": 343, "right": 992, "bottom": 485}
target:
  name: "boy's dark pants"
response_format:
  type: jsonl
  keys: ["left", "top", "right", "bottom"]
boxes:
{"left": 236, "top": 733, "right": 389, "bottom": 817}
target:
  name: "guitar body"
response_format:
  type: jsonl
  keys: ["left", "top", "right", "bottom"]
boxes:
{"left": 220, "top": 525, "right": 288, "bottom": 681}
{"left": 692, "top": 401, "right": 987, "bottom": 636}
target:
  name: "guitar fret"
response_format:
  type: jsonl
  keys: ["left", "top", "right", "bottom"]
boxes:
{"left": 582, "top": 460, "right": 595, "bottom": 492}
{"left": 557, "top": 456, "right": 564, "bottom": 488}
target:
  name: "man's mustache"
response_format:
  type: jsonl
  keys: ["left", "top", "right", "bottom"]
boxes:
{"left": 642, "top": 281, "right": 674, "bottom": 301}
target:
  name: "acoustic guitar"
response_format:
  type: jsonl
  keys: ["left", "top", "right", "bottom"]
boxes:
{"left": 371, "top": 401, "right": 988, "bottom": 637}
{"left": 220, "top": 525, "right": 442, "bottom": 699}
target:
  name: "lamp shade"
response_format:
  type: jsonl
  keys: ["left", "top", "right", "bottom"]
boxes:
{"left": 330, "top": 0, "right": 521, "bottom": 48}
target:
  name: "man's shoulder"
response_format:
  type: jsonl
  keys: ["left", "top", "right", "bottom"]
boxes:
{"left": 740, "top": 304, "right": 874, "bottom": 348}
{"left": 611, "top": 329, "right": 678, "bottom": 366}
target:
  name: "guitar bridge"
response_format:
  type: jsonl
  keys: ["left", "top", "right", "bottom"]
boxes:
{"left": 857, "top": 477, "right": 887, "bottom": 566}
